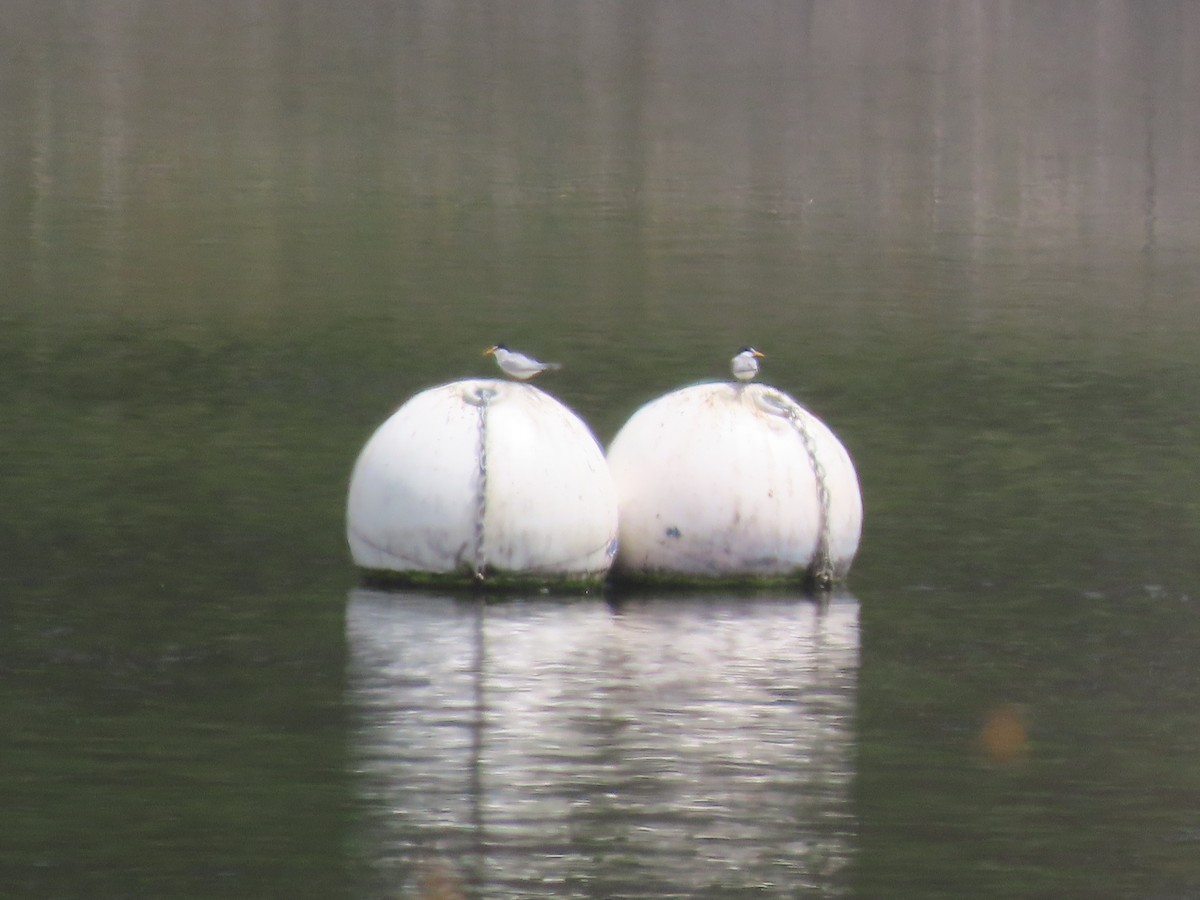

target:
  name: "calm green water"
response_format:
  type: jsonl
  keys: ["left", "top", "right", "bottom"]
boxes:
{"left": 3, "top": 2, "right": 1200, "bottom": 897}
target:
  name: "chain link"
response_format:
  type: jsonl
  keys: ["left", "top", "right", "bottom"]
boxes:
{"left": 755, "top": 389, "right": 834, "bottom": 590}
{"left": 467, "top": 385, "right": 497, "bottom": 581}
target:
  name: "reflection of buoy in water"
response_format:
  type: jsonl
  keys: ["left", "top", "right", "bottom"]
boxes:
{"left": 606, "top": 382, "right": 863, "bottom": 587}
{"left": 345, "top": 587, "right": 860, "bottom": 893}
{"left": 346, "top": 380, "right": 618, "bottom": 588}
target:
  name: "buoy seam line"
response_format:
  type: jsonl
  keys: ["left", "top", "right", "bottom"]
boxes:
{"left": 348, "top": 523, "right": 617, "bottom": 575}
{"left": 345, "top": 525, "right": 432, "bottom": 568}
{"left": 501, "top": 536, "right": 620, "bottom": 575}
{"left": 629, "top": 541, "right": 823, "bottom": 578}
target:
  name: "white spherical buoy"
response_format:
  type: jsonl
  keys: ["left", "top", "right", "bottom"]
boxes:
{"left": 347, "top": 379, "right": 618, "bottom": 587}
{"left": 606, "top": 382, "right": 862, "bottom": 586}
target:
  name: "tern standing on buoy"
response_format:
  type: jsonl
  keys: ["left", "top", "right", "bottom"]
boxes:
{"left": 731, "top": 347, "right": 765, "bottom": 382}
{"left": 484, "top": 344, "right": 563, "bottom": 380}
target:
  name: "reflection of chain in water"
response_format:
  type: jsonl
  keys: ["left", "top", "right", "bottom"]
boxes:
{"left": 755, "top": 389, "right": 834, "bottom": 589}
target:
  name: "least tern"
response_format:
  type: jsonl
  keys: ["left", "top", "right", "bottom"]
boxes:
{"left": 484, "top": 344, "right": 562, "bottom": 380}
{"left": 731, "top": 346, "right": 765, "bottom": 382}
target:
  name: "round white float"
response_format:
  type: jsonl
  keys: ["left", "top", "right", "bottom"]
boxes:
{"left": 346, "top": 379, "right": 618, "bottom": 587}
{"left": 606, "top": 382, "right": 863, "bottom": 585}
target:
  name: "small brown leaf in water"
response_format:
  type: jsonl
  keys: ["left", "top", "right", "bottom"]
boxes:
{"left": 979, "top": 703, "right": 1029, "bottom": 765}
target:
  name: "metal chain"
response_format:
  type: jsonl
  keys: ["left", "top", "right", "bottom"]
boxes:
{"left": 755, "top": 389, "right": 834, "bottom": 590}
{"left": 466, "top": 385, "right": 497, "bottom": 581}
